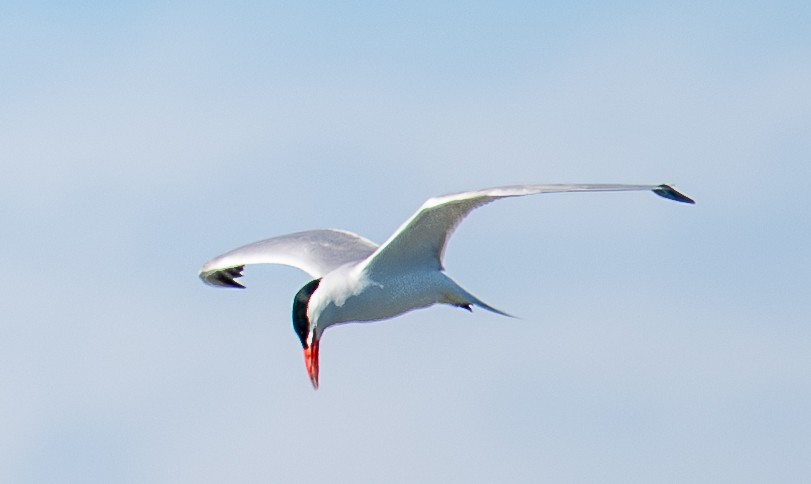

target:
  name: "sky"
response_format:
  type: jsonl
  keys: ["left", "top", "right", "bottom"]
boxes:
{"left": 2, "top": 1, "right": 810, "bottom": 483}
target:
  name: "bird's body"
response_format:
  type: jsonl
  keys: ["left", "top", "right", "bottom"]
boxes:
{"left": 310, "top": 264, "right": 472, "bottom": 330}
{"left": 199, "top": 183, "right": 694, "bottom": 388}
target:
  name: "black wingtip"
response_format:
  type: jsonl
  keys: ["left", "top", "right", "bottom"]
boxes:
{"left": 653, "top": 184, "right": 695, "bottom": 204}
{"left": 200, "top": 266, "right": 246, "bottom": 288}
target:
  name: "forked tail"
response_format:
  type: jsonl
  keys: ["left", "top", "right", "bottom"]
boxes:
{"left": 443, "top": 275, "right": 515, "bottom": 318}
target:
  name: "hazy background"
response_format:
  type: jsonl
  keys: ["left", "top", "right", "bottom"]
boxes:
{"left": 2, "top": 1, "right": 809, "bottom": 482}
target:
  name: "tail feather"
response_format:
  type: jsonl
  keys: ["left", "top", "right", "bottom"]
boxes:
{"left": 467, "top": 294, "right": 516, "bottom": 318}
{"left": 441, "top": 273, "right": 516, "bottom": 318}
{"left": 444, "top": 280, "right": 515, "bottom": 318}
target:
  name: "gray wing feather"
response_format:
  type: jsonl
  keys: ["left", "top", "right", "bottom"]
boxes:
{"left": 363, "top": 183, "right": 693, "bottom": 275}
{"left": 199, "top": 229, "right": 378, "bottom": 288}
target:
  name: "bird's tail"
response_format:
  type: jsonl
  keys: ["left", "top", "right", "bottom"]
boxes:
{"left": 466, "top": 293, "right": 515, "bottom": 318}
{"left": 442, "top": 275, "right": 515, "bottom": 318}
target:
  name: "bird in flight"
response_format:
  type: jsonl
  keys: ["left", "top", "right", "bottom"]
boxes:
{"left": 199, "top": 183, "right": 694, "bottom": 388}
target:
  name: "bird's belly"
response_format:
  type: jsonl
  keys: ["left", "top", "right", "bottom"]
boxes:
{"left": 329, "top": 273, "right": 443, "bottom": 324}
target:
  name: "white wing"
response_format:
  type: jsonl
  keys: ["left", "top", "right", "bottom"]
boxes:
{"left": 362, "top": 184, "right": 693, "bottom": 274}
{"left": 199, "top": 229, "right": 378, "bottom": 288}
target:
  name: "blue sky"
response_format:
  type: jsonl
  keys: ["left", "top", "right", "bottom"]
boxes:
{"left": 2, "top": 2, "right": 810, "bottom": 483}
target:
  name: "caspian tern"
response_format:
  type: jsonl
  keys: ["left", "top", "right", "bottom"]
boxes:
{"left": 199, "top": 184, "right": 694, "bottom": 388}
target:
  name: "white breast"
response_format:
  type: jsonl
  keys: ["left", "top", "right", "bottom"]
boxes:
{"left": 310, "top": 265, "right": 454, "bottom": 328}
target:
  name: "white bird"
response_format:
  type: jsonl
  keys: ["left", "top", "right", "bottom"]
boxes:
{"left": 199, "top": 183, "right": 694, "bottom": 388}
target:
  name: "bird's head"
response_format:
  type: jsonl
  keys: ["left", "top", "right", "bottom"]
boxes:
{"left": 292, "top": 278, "right": 323, "bottom": 389}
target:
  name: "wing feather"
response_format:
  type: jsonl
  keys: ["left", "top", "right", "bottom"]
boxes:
{"left": 362, "top": 183, "right": 693, "bottom": 274}
{"left": 199, "top": 229, "right": 378, "bottom": 288}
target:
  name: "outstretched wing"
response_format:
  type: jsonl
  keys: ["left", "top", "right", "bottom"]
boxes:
{"left": 199, "top": 229, "right": 378, "bottom": 288}
{"left": 362, "top": 184, "right": 693, "bottom": 275}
